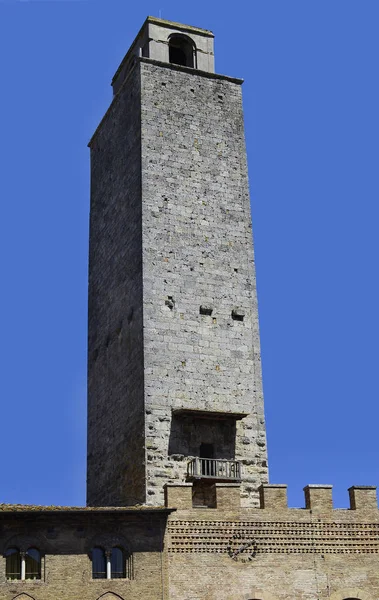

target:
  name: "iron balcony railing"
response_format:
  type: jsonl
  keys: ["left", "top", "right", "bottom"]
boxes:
{"left": 187, "top": 457, "right": 242, "bottom": 481}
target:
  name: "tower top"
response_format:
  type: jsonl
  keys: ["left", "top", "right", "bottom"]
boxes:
{"left": 145, "top": 16, "right": 214, "bottom": 37}
{"left": 112, "top": 16, "right": 215, "bottom": 95}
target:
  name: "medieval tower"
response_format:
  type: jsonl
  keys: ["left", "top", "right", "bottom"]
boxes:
{"left": 87, "top": 17, "right": 268, "bottom": 508}
{"left": 1, "top": 16, "right": 379, "bottom": 600}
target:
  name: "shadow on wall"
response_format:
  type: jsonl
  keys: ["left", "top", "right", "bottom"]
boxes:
{"left": 168, "top": 414, "right": 236, "bottom": 460}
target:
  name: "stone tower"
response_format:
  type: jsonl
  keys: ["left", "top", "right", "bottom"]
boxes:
{"left": 87, "top": 17, "right": 268, "bottom": 508}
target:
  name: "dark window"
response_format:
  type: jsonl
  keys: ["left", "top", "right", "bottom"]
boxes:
{"left": 26, "top": 547, "right": 41, "bottom": 580}
{"left": 5, "top": 548, "right": 20, "bottom": 580}
{"left": 111, "top": 547, "right": 125, "bottom": 579}
{"left": 168, "top": 35, "right": 196, "bottom": 68}
{"left": 92, "top": 547, "right": 106, "bottom": 579}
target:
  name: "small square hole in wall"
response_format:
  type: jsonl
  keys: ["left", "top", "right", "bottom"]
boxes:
{"left": 232, "top": 309, "right": 245, "bottom": 322}
{"left": 165, "top": 296, "right": 175, "bottom": 310}
{"left": 200, "top": 305, "right": 213, "bottom": 316}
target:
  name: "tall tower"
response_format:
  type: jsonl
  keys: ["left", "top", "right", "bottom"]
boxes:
{"left": 87, "top": 17, "right": 268, "bottom": 508}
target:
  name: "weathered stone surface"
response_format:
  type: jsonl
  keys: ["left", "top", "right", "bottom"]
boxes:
{"left": 87, "top": 61, "right": 146, "bottom": 507}
{"left": 140, "top": 60, "right": 267, "bottom": 506}
{"left": 87, "top": 19, "right": 268, "bottom": 508}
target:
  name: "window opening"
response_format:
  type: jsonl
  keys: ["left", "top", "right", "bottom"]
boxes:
{"left": 6, "top": 548, "right": 21, "bottom": 580}
{"left": 111, "top": 547, "right": 125, "bottom": 579}
{"left": 168, "top": 35, "right": 195, "bottom": 68}
{"left": 25, "top": 548, "right": 41, "bottom": 580}
{"left": 169, "top": 45, "right": 187, "bottom": 66}
{"left": 6, "top": 547, "right": 41, "bottom": 581}
{"left": 92, "top": 547, "right": 106, "bottom": 579}
{"left": 92, "top": 547, "right": 130, "bottom": 580}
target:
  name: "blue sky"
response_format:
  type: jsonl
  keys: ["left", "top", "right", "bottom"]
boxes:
{"left": 0, "top": 0, "right": 378, "bottom": 509}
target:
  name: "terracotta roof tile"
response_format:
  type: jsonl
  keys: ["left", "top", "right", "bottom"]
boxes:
{"left": 0, "top": 504, "right": 169, "bottom": 513}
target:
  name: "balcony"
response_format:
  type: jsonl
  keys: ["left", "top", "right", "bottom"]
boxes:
{"left": 187, "top": 457, "right": 242, "bottom": 482}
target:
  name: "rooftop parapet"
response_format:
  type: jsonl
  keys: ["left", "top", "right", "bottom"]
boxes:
{"left": 259, "top": 484, "right": 288, "bottom": 509}
{"left": 304, "top": 484, "right": 333, "bottom": 512}
{"left": 164, "top": 483, "right": 378, "bottom": 511}
{"left": 349, "top": 486, "right": 378, "bottom": 511}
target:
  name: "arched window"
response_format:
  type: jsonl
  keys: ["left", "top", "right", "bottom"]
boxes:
{"left": 6, "top": 547, "right": 21, "bottom": 580}
{"left": 25, "top": 548, "right": 41, "bottom": 580}
{"left": 92, "top": 547, "right": 106, "bottom": 579}
{"left": 111, "top": 547, "right": 125, "bottom": 579}
{"left": 92, "top": 546, "right": 131, "bottom": 579}
{"left": 168, "top": 34, "right": 196, "bottom": 68}
{"left": 6, "top": 547, "right": 42, "bottom": 581}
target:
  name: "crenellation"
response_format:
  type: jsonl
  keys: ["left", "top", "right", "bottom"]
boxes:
{"left": 304, "top": 484, "right": 333, "bottom": 513}
{"left": 259, "top": 484, "right": 288, "bottom": 510}
{"left": 349, "top": 486, "right": 378, "bottom": 511}
{"left": 165, "top": 483, "right": 378, "bottom": 514}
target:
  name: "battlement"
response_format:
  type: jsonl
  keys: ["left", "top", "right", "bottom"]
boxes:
{"left": 165, "top": 483, "right": 378, "bottom": 513}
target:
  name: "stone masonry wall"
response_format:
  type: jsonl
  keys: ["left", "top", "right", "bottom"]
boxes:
{"left": 87, "top": 63, "right": 146, "bottom": 506}
{"left": 140, "top": 60, "right": 268, "bottom": 506}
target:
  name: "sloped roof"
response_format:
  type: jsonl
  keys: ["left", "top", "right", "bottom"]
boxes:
{"left": 0, "top": 504, "right": 172, "bottom": 513}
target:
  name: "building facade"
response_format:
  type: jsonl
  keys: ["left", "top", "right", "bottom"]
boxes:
{"left": 1, "top": 16, "right": 378, "bottom": 600}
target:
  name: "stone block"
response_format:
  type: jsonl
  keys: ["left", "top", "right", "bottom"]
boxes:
{"left": 304, "top": 484, "right": 333, "bottom": 511}
{"left": 349, "top": 485, "right": 377, "bottom": 510}
{"left": 213, "top": 483, "right": 241, "bottom": 509}
{"left": 259, "top": 484, "right": 287, "bottom": 509}
{"left": 164, "top": 483, "right": 193, "bottom": 509}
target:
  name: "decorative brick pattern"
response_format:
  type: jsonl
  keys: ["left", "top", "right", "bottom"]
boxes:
{"left": 168, "top": 520, "right": 379, "bottom": 554}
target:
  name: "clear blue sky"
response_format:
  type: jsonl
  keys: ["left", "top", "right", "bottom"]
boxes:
{"left": 1, "top": 0, "right": 378, "bottom": 509}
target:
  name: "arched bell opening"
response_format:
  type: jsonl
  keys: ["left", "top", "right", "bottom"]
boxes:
{"left": 168, "top": 34, "right": 196, "bottom": 68}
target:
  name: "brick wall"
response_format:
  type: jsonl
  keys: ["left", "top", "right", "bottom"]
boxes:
{"left": 0, "top": 510, "right": 169, "bottom": 600}
{"left": 166, "top": 484, "right": 379, "bottom": 600}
